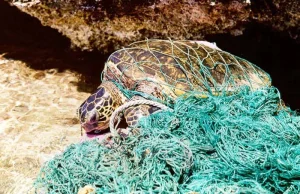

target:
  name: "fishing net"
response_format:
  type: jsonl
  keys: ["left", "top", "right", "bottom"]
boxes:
{"left": 34, "top": 86, "right": 300, "bottom": 194}
{"left": 102, "top": 39, "right": 271, "bottom": 104}
{"left": 34, "top": 40, "right": 300, "bottom": 193}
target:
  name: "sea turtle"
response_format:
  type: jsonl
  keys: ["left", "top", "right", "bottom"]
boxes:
{"left": 77, "top": 39, "right": 271, "bottom": 137}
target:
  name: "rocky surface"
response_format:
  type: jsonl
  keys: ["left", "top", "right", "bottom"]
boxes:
{"left": 7, "top": 0, "right": 299, "bottom": 52}
{"left": 0, "top": 56, "right": 90, "bottom": 193}
{"left": 0, "top": 1, "right": 299, "bottom": 193}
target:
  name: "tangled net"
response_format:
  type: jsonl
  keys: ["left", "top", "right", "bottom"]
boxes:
{"left": 35, "top": 86, "right": 300, "bottom": 194}
{"left": 34, "top": 40, "right": 299, "bottom": 193}
{"left": 102, "top": 39, "right": 271, "bottom": 104}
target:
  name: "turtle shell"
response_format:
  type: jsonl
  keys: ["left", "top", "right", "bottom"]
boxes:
{"left": 102, "top": 39, "right": 271, "bottom": 99}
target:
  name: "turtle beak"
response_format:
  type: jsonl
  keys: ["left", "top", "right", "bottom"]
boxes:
{"left": 82, "top": 121, "right": 110, "bottom": 141}
{"left": 81, "top": 111, "right": 99, "bottom": 132}
{"left": 82, "top": 121, "right": 109, "bottom": 133}
{"left": 82, "top": 122, "right": 97, "bottom": 133}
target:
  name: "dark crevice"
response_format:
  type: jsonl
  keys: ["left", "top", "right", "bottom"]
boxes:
{"left": 206, "top": 23, "right": 300, "bottom": 109}
{"left": 251, "top": 0, "right": 278, "bottom": 15}
{"left": 0, "top": 1, "right": 299, "bottom": 109}
{"left": 0, "top": 0, "right": 109, "bottom": 92}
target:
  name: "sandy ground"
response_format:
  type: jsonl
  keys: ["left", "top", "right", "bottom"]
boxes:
{"left": 0, "top": 55, "right": 90, "bottom": 194}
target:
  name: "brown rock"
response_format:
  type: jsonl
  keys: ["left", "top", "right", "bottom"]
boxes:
{"left": 33, "top": 71, "right": 46, "bottom": 79}
{"left": 0, "top": 113, "right": 10, "bottom": 121}
{"left": 6, "top": 0, "right": 298, "bottom": 52}
{"left": 78, "top": 185, "right": 95, "bottom": 194}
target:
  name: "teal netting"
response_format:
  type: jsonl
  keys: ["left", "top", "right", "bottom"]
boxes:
{"left": 101, "top": 39, "right": 271, "bottom": 103}
{"left": 34, "top": 86, "right": 300, "bottom": 194}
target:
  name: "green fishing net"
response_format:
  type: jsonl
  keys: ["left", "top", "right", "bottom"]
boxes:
{"left": 34, "top": 40, "right": 299, "bottom": 193}
{"left": 34, "top": 86, "right": 300, "bottom": 194}
{"left": 101, "top": 39, "right": 271, "bottom": 104}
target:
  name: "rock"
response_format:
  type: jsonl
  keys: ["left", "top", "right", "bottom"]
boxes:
{"left": 33, "top": 71, "right": 46, "bottom": 79}
{"left": 77, "top": 185, "right": 95, "bottom": 194}
{"left": 0, "top": 58, "right": 87, "bottom": 193}
{"left": 6, "top": 0, "right": 299, "bottom": 52}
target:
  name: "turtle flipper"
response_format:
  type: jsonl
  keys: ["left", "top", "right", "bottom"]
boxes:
{"left": 124, "top": 81, "right": 163, "bottom": 127}
{"left": 124, "top": 100, "right": 160, "bottom": 127}
{"left": 124, "top": 104, "right": 150, "bottom": 127}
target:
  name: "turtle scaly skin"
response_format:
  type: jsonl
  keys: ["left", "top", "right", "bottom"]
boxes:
{"left": 77, "top": 82, "right": 126, "bottom": 132}
{"left": 77, "top": 40, "right": 271, "bottom": 134}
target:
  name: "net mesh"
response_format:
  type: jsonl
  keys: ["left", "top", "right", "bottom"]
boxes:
{"left": 34, "top": 86, "right": 300, "bottom": 194}
{"left": 34, "top": 40, "right": 299, "bottom": 193}
{"left": 101, "top": 39, "right": 271, "bottom": 104}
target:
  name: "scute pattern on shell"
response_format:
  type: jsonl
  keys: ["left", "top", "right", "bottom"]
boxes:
{"left": 102, "top": 39, "right": 271, "bottom": 99}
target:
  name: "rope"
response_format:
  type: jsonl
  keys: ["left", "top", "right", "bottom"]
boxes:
{"left": 35, "top": 40, "right": 293, "bottom": 193}
{"left": 34, "top": 86, "right": 300, "bottom": 194}
{"left": 109, "top": 99, "right": 172, "bottom": 136}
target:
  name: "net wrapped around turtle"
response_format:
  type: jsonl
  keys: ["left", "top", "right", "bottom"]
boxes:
{"left": 34, "top": 40, "right": 300, "bottom": 194}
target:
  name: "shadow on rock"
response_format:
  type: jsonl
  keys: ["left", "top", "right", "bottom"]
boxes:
{"left": 0, "top": 1, "right": 109, "bottom": 93}
{"left": 0, "top": 1, "right": 299, "bottom": 109}
{"left": 206, "top": 24, "right": 300, "bottom": 109}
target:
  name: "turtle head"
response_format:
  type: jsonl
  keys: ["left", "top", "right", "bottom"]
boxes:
{"left": 77, "top": 82, "right": 126, "bottom": 133}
